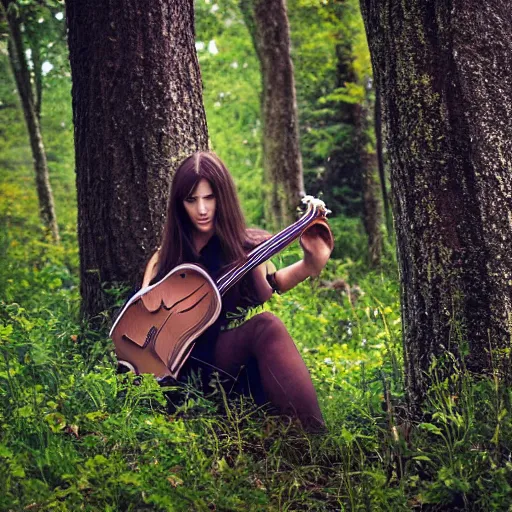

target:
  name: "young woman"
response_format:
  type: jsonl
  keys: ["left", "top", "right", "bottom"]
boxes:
{"left": 142, "top": 152, "right": 332, "bottom": 431}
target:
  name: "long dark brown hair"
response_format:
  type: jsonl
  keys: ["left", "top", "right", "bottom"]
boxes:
{"left": 155, "top": 152, "right": 250, "bottom": 280}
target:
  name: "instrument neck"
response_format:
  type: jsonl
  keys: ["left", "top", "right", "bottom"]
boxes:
{"left": 216, "top": 206, "right": 319, "bottom": 296}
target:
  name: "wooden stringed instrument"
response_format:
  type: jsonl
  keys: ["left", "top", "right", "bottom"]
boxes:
{"left": 109, "top": 196, "right": 333, "bottom": 380}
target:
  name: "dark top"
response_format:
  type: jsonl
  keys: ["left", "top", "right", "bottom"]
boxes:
{"left": 183, "top": 234, "right": 271, "bottom": 372}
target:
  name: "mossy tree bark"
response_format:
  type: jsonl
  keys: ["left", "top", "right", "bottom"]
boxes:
{"left": 360, "top": 0, "right": 512, "bottom": 404}
{"left": 66, "top": 0, "right": 208, "bottom": 319}
{"left": 2, "top": 0, "right": 60, "bottom": 243}
{"left": 240, "top": 0, "right": 304, "bottom": 230}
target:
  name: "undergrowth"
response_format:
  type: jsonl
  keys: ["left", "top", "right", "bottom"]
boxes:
{"left": 1, "top": 27, "right": 511, "bottom": 512}
{"left": 1, "top": 173, "right": 511, "bottom": 510}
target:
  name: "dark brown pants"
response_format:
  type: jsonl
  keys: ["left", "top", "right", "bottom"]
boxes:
{"left": 190, "top": 312, "right": 325, "bottom": 431}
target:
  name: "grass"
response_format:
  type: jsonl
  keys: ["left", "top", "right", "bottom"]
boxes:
{"left": 1, "top": 47, "right": 511, "bottom": 512}
{"left": 1, "top": 165, "right": 511, "bottom": 510}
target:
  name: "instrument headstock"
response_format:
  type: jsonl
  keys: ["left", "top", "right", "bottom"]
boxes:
{"left": 301, "top": 195, "right": 332, "bottom": 217}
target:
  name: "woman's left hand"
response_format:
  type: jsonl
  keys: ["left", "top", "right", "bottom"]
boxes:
{"left": 300, "top": 224, "right": 333, "bottom": 277}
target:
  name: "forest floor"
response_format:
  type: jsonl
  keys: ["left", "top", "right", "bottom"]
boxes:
{"left": 1, "top": 50, "right": 511, "bottom": 509}
{"left": 1, "top": 149, "right": 511, "bottom": 511}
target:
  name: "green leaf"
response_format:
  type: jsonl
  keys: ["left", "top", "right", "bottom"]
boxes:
{"left": 18, "top": 405, "right": 33, "bottom": 418}
{"left": 11, "top": 463, "right": 26, "bottom": 478}
{"left": 419, "top": 423, "right": 443, "bottom": 435}
{"left": 119, "top": 472, "right": 142, "bottom": 486}
{"left": 44, "top": 412, "right": 66, "bottom": 432}
{"left": 413, "top": 455, "right": 433, "bottom": 462}
{"left": 0, "top": 444, "right": 13, "bottom": 459}
{"left": 0, "top": 323, "right": 14, "bottom": 339}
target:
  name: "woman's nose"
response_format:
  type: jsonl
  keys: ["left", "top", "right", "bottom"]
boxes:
{"left": 198, "top": 200, "right": 207, "bottom": 215}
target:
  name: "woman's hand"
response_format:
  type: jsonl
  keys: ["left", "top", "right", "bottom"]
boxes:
{"left": 300, "top": 223, "right": 333, "bottom": 277}
{"left": 270, "top": 222, "right": 334, "bottom": 294}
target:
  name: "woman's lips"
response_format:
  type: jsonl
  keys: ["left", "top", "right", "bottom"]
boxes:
{"left": 196, "top": 219, "right": 212, "bottom": 224}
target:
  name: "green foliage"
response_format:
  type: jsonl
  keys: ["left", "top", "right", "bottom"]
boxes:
{"left": 196, "top": 0, "right": 264, "bottom": 226}
{"left": 2, "top": 168, "right": 511, "bottom": 509}
{"left": 1, "top": 2, "right": 511, "bottom": 510}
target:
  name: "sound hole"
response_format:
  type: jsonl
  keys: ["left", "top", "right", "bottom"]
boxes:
{"left": 180, "top": 273, "right": 186, "bottom": 278}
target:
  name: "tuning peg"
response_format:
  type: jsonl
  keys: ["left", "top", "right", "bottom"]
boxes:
{"left": 301, "top": 195, "right": 329, "bottom": 213}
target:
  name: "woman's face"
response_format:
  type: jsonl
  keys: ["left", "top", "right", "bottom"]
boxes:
{"left": 183, "top": 178, "right": 216, "bottom": 236}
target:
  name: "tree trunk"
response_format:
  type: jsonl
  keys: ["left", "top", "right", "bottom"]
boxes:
{"left": 360, "top": 0, "right": 512, "bottom": 404}
{"left": 240, "top": 0, "right": 304, "bottom": 229}
{"left": 2, "top": 0, "right": 60, "bottom": 243}
{"left": 355, "top": 79, "right": 383, "bottom": 267}
{"left": 328, "top": 20, "right": 384, "bottom": 264}
{"left": 320, "top": 40, "right": 363, "bottom": 218}
{"left": 375, "top": 86, "right": 392, "bottom": 240}
{"left": 30, "top": 40, "right": 42, "bottom": 121}
{"left": 66, "top": 0, "right": 208, "bottom": 319}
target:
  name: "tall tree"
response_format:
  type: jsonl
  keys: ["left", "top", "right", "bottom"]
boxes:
{"left": 239, "top": 0, "right": 304, "bottom": 229}
{"left": 319, "top": 34, "right": 363, "bottom": 217}
{"left": 355, "top": 77, "right": 383, "bottom": 267}
{"left": 360, "top": 0, "right": 512, "bottom": 404}
{"left": 1, "top": 0, "right": 60, "bottom": 242}
{"left": 66, "top": 0, "right": 208, "bottom": 318}
{"left": 326, "top": 0, "right": 384, "bottom": 265}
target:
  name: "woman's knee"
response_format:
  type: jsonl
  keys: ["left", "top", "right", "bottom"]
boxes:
{"left": 253, "top": 311, "right": 285, "bottom": 330}
{"left": 250, "top": 312, "right": 292, "bottom": 349}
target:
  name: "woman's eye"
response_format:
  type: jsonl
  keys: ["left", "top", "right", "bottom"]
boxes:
{"left": 185, "top": 197, "right": 195, "bottom": 203}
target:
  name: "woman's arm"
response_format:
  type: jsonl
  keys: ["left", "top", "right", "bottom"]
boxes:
{"left": 141, "top": 250, "right": 160, "bottom": 288}
{"left": 273, "top": 229, "right": 332, "bottom": 293}
{"left": 252, "top": 229, "right": 333, "bottom": 297}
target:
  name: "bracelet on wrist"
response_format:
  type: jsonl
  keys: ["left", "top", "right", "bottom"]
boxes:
{"left": 266, "top": 272, "right": 282, "bottom": 295}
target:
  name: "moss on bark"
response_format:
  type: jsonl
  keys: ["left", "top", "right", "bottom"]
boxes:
{"left": 360, "top": 0, "right": 512, "bottom": 404}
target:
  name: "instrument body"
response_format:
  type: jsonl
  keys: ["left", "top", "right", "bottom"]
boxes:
{"left": 110, "top": 197, "right": 333, "bottom": 380}
{"left": 110, "top": 264, "right": 221, "bottom": 379}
